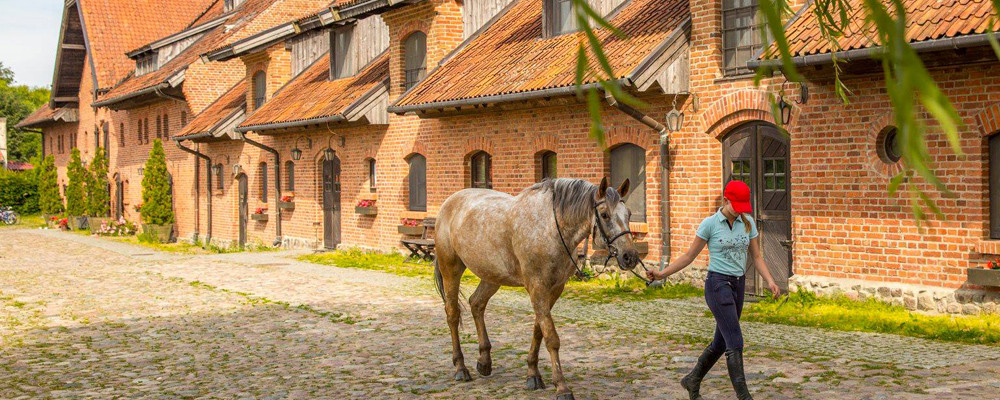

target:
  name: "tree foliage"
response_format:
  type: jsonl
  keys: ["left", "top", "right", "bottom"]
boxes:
{"left": 0, "top": 168, "right": 39, "bottom": 214}
{"left": 65, "top": 148, "right": 88, "bottom": 216}
{"left": 0, "top": 61, "right": 51, "bottom": 162}
{"left": 141, "top": 139, "right": 174, "bottom": 225}
{"left": 87, "top": 147, "right": 110, "bottom": 217}
{"left": 37, "top": 155, "right": 63, "bottom": 215}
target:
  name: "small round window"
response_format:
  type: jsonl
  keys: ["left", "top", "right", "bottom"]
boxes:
{"left": 877, "top": 127, "right": 901, "bottom": 164}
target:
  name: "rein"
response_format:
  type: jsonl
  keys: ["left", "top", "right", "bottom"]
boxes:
{"left": 552, "top": 190, "right": 653, "bottom": 286}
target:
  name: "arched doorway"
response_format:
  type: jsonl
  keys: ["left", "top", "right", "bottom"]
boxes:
{"left": 721, "top": 121, "right": 792, "bottom": 295}
{"left": 322, "top": 154, "right": 342, "bottom": 249}
{"left": 237, "top": 173, "right": 248, "bottom": 248}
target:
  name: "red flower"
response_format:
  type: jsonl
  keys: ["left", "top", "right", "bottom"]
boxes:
{"left": 254, "top": 207, "right": 266, "bottom": 215}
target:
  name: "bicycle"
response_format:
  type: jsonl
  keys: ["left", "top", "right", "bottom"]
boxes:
{"left": 0, "top": 206, "right": 20, "bottom": 225}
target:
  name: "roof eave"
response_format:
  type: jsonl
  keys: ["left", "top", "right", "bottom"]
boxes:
{"left": 388, "top": 80, "right": 625, "bottom": 115}
{"left": 748, "top": 31, "right": 1000, "bottom": 69}
{"left": 93, "top": 70, "right": 186, "bottom": 109}
{"left": 236, "top": 114, "right": 347, "bottom": 133}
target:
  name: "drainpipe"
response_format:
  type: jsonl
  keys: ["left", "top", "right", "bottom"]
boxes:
{"left": 174, "top": 139, "right": 212, "bottom": 245}
{"left": 604, "top": 91, "right": 672, "bottom": 273}
{"left": 240, "top": 134, "right": 283, "bottom": 246}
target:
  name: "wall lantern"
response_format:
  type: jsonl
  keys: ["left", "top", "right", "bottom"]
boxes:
{"left": 211, "top": 164, "right": 222, "bottom": 176}
{"left": 778, "top": 96, "right": 793, "bottom": 125}
{"left": 232, "top": 164, "right": 242, "bottom": 176}
{"left": 665, "top": 95, "right": 684, "bottom": 132}
{"left": 137, "top": 167, "right": 144, "bottom": 176}
{"left": 291, "top": 136, "right": 312, "bottom": 161}
{"left": 323, "top": 134, "right": 344, "bottom": 161}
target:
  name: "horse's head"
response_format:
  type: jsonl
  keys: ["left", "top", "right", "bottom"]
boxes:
{"left": 592, "top": 177, "right": 640, "bottom": 271}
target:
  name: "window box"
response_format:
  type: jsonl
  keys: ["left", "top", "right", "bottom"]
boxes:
{"left": 278, "top": 201, "right": 295, "bottom": 211}
{"left": 251, "top": 213, "right": 269, "bottom": 222}
{"left": 356, "top": 206, "right": 378, "bottom": 216}
{"left": 398, "top": 225, "right": 424, "bottom": 236}
{"left": 968, "top": 267, "right": 1000, "bottom": 287}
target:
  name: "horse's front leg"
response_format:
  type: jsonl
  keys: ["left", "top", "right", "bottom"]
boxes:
{"left": 470, "top": 281, "right": 500, "bottom": 376}
{"left": 529, "top": 282, "right": 574, "bottom": 399}
{"left": 526, "top": 321, "right": 545, "bottom": 390}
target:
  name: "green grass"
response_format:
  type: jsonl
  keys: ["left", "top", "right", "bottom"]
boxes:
{"left": 0, "top": 213, "right": 45, "bottom": 229}
{"left": 743, "top": 289, "right": 1000, "bottom": 346}
{"left": 297, "top": 248, "right": 703, "bottom": 303}
{"left": 109, "top": 236, "right": 280, "bottom": 255}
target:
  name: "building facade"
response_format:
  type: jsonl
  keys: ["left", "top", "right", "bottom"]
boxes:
{"left": 21, "top": 0, "right": 1000, "bottom": 314}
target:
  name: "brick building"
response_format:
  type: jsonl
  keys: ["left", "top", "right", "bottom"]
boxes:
{"left": 23, "top": 0, "right": 1000, "bottom": 313}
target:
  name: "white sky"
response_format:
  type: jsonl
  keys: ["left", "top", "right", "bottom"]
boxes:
{"left": 0, "top": 1, "right": 63, "bottom": 88}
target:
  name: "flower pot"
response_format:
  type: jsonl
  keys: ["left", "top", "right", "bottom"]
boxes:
{"left": 88, "top": 217, "right": 110, "bottom": 234}
{"left": 44, "top": 214, "right": 57, "bottom": 228}
{"left": 69, "top": 216, "right": 89, "bottom": 231}
{"left": 968, "top": 267, "right": 1000, "bottom": 287}
{"left": 251, "top": 213, "right": 269, "bottom": 222}
{"left": 355, "top": 206, "right": 378, "bottom": 216}
{"left": 398, "top": 225, "right": 424, "bottom": 236}
{"left": 142, "top": 223, "right": 173, "bottom": 243}
{"left": 278, "top": 201, "right": 295, "bottom": 210}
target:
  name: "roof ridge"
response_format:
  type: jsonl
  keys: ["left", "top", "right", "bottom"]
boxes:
{"left": 186, "top": 0, "right": 224, "bottom": 30}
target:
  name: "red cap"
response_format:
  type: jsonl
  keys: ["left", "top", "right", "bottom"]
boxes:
{"left": 724, "top": 180, "right": 753, "bottom": 214}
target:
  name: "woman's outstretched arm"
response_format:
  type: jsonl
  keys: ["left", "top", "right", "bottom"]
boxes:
{"left": 648, "top": 237, "right": 707, "bottom": 281}
{"left": 749, "top": 237, "right": 780, "bottom": 298}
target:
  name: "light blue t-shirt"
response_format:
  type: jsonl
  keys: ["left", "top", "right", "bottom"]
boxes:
{"left": 696, "top": 210, "right": 759, "bottom": 277}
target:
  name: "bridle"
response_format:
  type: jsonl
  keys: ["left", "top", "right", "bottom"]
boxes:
{"left": 552, "top": 190, "right": 653, "bottom": 285}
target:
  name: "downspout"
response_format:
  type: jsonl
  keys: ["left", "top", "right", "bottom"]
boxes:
{"left": 604, "top": 91, "right": 672, "bottom": 276}
{"left": 241, "top": 134, "right": 282, "bottom": 246}
{"left": 175, "top": 139, "right": 212, "bottom": 245}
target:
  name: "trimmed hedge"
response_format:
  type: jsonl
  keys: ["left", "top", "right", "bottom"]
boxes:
{"left": 141, "top": 140, "right": 174, "bottom": 225}
{"left": 38, "top": 155, "right": 63, "bottom": 214}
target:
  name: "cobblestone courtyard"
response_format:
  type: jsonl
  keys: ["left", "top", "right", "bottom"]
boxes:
{"left": 1, "top": 229, "right": 999, "bottom": 399}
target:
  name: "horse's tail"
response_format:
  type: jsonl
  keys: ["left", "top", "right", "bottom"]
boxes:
{"left": 433, "top": 257, "right": 445, "bottom": 304}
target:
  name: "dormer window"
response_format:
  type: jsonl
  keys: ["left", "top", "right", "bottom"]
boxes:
{"left": 330, "top": 27, "right": 355, "bottom": 79}
{"left": 403, "top": 32, "right": 426, "bottom": 90}
{"left": 544, "top": 0, "right": 576, "bottom": 37}
{"left": 224, "top": 0, "right": 246, "bottom": 12}
{"left": 136, "top": 53, "right": 158, "bottom": 76}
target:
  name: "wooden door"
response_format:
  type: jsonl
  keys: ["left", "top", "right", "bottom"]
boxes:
{"left": 323, "top": 156, "right": 342, "bottom": 249}
{"left": 115, "top": 179, "right": 124, "bottom": 219}
{"left": 238, "top": 174, "right": 248, "bottom": 248}
{"left": 722, "top": 122, "right": 792, "bottom": 295}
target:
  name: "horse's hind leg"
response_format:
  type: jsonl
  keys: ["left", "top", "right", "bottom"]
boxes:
{"left": 469, "top": 281, "right": 500, "bottom": 376}
{"left": 439, "top": 257, "right": 472, "bottom": 382}
{"left": 525, "top": 321, "right": 545, "bottom": 390}
{"left": 529, "top": 282, "right": 574, "bottom": 399}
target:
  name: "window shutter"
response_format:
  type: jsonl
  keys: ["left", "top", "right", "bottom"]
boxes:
{"left": 408, "top": 155, "right": 427, "bottom": 211}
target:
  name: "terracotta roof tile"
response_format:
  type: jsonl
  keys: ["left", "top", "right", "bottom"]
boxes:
{"left": 395, "top": 0, "right": 689, "bottom": 108}
{"left": 239, "top": 52, "right": 389, "bottom": 129}
{"left": 781, "top": 0, "right": 1000, "bottom": 57}
{"left": 16, "top": 104, "right": 78, "bottom": 128}
{"left": 99, "top": 0, "right": 330, "bottom": 104}
{"left": 79, "top": 0, "right": 219, "bottom": 89}
{"left": 176, "top": 79, "right": 248, "bottom": 139}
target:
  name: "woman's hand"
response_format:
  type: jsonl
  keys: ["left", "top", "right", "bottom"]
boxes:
{"left": 647, "top": 268, "right": 667, "bottom": 281}
{"left": 767, "top": 280, "right": 780, "bottom": 298}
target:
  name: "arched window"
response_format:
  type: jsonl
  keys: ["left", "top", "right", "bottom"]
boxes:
{"left": 470, "top": 151, "right": 492, "bottom": 189}
{"left": 367, "top": 158, "right": 377, "bottom": 192}
{"left": 144, "top": 118, "right": 150, "bottom": 143}
{"left": 163, "top": 114, "right": 170, "bottom": 138}
{"left": 156, "top": 115, "right": 162, "bottom": 138}
{"left": 119, "top": 123, "right": 125, "bottom": 147}
{"left": 252, "top": 71, "right": 267, "bottom": 109}
{"left": 540, "top": 151, "right": 557, "bottom": 181}
{"left": 403, "top": 32, "right": 427, "bottom": 90}
{"left": 181, "top": 111, "right": 187, "bottom": 127}
{"left": 408, "top": 154, "right": 426, "bottom": 211}
{"left": 609, "top": 143, "right": 646, "bottom": 222}
{"left": 285, "top": 160, "right": 295, "bottom": 191}
{"left": 136, "top": 120, "right": 142, "bottom": 143}
{"left": 215, "top": 164, "right": 224, "bottom": 190}
{"left": 259, "top": 162, "right": 268, "bottom": 202}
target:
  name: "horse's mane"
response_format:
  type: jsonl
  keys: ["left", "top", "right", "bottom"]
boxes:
{"left": 523, "top": 178, "right": 603, "bottom": 224}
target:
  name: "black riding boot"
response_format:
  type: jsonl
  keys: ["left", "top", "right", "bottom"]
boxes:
{"left": 725, "top": 349, "right": 753, "bottom": 400}
{"left": 680, "top": 346, "right": 724, "bottom": 400}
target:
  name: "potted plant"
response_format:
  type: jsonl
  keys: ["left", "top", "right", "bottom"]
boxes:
{"left": 38, "top": 155, "right": 64, "bottom": 223}
{"left": 47, "top": 215, "right": 60, "bottom": 229}
{"left": 140, "top": 140, "right": 174, "bottom": 243}
{"left": 278, "top": 193, "right": 295, "bottom": 210}
{"left": 355, "top": 199, "right": 377, "bottom": 215}
{"left": 398, "top": 217, "right": 423, "bottom": 235}
{"left": 968, "top": 258, "right": 1000, "bottom": 287}
{"left": 65, "top": 148, "right": 89, "bottom": 230}
{"left": 252, "top": 207, "right": 269, "bottom": 222}
{"left": 87, "top": 147, "right": 112, "bottom": 234}
{"left": 57, "top": 217, "right": 70, "bottom": 231}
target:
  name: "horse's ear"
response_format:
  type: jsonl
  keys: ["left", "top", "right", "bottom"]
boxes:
{"left": 597, "top": 177, "right": 609, "bottom": 200}
{"left": 617, "top": 178, "right": 630, "bottom": 198}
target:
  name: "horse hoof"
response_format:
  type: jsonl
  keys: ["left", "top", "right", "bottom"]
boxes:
{"left": 526, "top": 376, "right": 546, "bottom": 390}
{"left": 476, "top": 361, "right": 492, "bottom": 376}
{"left": 555, "top": 393, "right": 575, "bottom": 400}
{"left": 454, "top": 369, "right": 472, "bottom": 382}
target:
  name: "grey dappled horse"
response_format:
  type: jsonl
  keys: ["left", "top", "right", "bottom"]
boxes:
{"left": 433, "top": 177, "right": 640, "bottom": 400}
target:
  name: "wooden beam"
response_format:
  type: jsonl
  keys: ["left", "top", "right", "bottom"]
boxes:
{"left": 61, "top": 43, "right": 86, "bottom": 51}
{"left": 52, "top": 96, "right": 78, "bottom": 103}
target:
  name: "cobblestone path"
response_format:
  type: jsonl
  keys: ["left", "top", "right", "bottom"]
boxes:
{"left": 2, "top": 229, "right": 999, "bottom": 399}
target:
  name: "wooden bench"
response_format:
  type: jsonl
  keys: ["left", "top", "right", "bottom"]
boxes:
{"left": 402, "top": 218, "right": 436, "bottom": 263}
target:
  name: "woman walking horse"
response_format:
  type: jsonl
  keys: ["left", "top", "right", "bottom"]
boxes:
{"left": 433, "top": 177, "right": 641, "bottom": 400}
